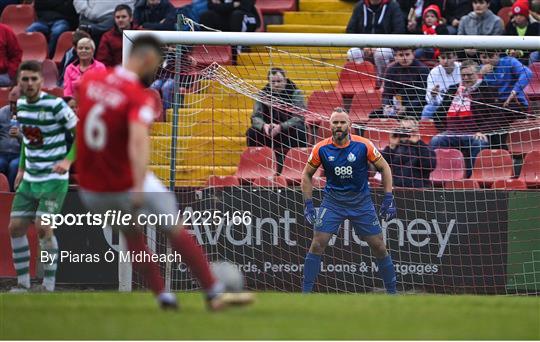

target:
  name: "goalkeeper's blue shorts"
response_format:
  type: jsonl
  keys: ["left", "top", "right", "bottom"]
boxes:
{"left": 313, "top": 203, "right": 382, "bottom": 237}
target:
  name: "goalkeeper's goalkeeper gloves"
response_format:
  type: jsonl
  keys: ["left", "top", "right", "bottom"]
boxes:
{"left": 304, "top": 199, "right": 316, "bottom": 225}
{"left": 379, "top": 192, "right": 397, "bottom": 221}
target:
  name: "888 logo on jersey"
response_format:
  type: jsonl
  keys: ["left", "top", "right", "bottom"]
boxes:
{"left": 334, "top": 166, "right": 353, "bottom": 178}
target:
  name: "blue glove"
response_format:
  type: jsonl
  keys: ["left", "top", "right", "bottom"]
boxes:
{"left": 304, "top": 199, "right": 316, "bottom": 225}
{"left": 379, "top": 193, "right": 397, "bottom": 221}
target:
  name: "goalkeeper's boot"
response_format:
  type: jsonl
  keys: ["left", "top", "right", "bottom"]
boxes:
{"left": 207, "top": 292, "right": 255, "bottom": 311}
{"left": 158, "top": 292, "right": 178, "bottom": 311}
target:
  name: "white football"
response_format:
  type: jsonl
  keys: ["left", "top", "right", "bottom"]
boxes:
{"left": 211, "top": 261, "right": 244, "bottom": 292}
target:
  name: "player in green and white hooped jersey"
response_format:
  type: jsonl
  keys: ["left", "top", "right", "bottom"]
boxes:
{"left": 9, "top": 61, "right": 77, "bottom": 292}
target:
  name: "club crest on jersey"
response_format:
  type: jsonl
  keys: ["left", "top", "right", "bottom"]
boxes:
{"left": 347, "top": 152, "right": 356, "bottom": 162}
{"left": 328, "top": 156, "right": 335, "bottom": 161}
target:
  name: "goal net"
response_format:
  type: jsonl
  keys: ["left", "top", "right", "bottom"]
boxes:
{"left": 124, "top": 30, "right": 540, "bottom": 295}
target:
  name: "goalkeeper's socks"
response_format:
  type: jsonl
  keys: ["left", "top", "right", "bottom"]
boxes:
{"left": 302, "top": 253, "right": 322, "bottom": 293}
{"left": 377, "top": 255, "right": 397, "bottom": 294}
{"left": 125, "top": 232, "right": 164, "bottom": 295}
{"left": 40, "top": 235, "right": 59, "bottom": 291}
{"left": 170, "top": 229, "right": 215, "bottom": 291}
{"left": 11, "top": 235, "right": 31, "bottom": 289}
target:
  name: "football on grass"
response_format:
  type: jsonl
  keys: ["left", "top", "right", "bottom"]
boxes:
{"left": 211, "top": 261, "right": 244, "bottom": 292}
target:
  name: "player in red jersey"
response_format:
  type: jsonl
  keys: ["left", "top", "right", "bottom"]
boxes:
{"left": 76, "top": 35, "right": 253, "bottom": 310}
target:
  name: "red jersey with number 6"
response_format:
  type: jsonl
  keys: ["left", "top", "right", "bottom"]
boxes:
{"left": 76, "top": 66, "right": 157, "bottom": 192}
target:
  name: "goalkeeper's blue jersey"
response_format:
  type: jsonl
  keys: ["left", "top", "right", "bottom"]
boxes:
{"left": 308, "top": 134, "right": 382, "bottom": 209}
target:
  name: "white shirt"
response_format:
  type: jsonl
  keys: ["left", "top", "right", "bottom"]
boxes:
{"left": 425, "top": 62, "right": 462, "bottom": 105}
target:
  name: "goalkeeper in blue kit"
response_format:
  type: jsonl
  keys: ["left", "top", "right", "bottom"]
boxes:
{"left": 302, "top": 108, "right": 397, "bottom": 294}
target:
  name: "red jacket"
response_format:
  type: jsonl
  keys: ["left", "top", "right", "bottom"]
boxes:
{"left": 0, "top": 24, "right": 22, "bottom": 79}
{"left": 96, "top": 25, "right": 139, "bottom": 68}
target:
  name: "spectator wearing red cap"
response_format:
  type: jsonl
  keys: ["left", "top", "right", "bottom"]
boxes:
{"left": 414, "top": 5, "right": 449, "bottom": 60}
{"left": 504, "top": 0, "right": 540, "bottom": 65}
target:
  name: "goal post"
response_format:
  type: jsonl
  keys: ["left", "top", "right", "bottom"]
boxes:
{"left": 121, "top": 30, "right": 540, "bottom": 295}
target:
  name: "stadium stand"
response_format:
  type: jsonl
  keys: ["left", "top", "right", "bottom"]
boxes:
{"left": 507, "top": 120, "right": 540, "bottom": 155}
{"left": 281, "top": 147, "right": 312, "bottom": 184}
{"left": 42, "top": 59, "right": 59, "bottom": 89}
{"left": 234, "top": 147, "right": 276, "bottom": 182}
{"left": 443, "top": 179, "right": 481, "bottom": 189}
{"left": 169, "top": 0, "right": 192, "bottom": 7}
{"left": 17, "top": 32, "right": 47, "bottom": 61}
{"left": 497, "top": 6, "right": 513, "bottom": 27}
{"left": 520, "top": 151, "right": 540, "bottom": 188}
{"left": 470, "top": 149, "right": 514, "bottom": 187}
{"left": 362, "top": 118, "right": 400, "bottom": 150}
{"left": 257, "top": 0, "right": 297, "bottom": 14}
{"left": 419, "top": 119, "right": 438, "bottom": 144}
{"left": 430, "top": 148, "right": 466, "bottom": 186}
{"left": 0, "top": 4, "right": 35, "bottom": 35}
{"left": 0, "top": 173, "right": 9, "bottom": 192}
{"left": 251, "top": 175, "right": 289, "bottom": 187}
{"left": 206, "top": 175, "right": 240, "bottom": 188}
{"left": 191, "top": 45, "right": 232, "bottom": 65}
{"left": 349, "top": 91, "right": 381, "bottom": 123}
{"left": 0, "top": 87, "right": 9, "bottom": 108}
{"left": 335, "top": 61, "right": 377, "bottom": 96}
{"left": 524, "top": 62, "right": 540, "bottom": 101}
{"left": 52, "top": 31, "right": 74, "bottom": 66}
{"left": 491, "top": 178, "right": 528, "bottom": 190}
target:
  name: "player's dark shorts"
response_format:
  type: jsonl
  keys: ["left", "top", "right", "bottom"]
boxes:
{"left": 314, "top": 202, "right": 382, "bottom": 237}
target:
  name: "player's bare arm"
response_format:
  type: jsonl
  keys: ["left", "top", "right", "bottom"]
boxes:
{"left": 373, "top": 156, "right": 393, "bottom": 194}
{"left": 301, "top": 162, "right": 318, "bottom": 201}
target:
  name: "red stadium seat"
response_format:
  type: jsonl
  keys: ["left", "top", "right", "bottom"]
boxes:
{"left": 206, "top": 175, "right": 240, "bottom": 187}
{"left": 430, "top": 149, "right": 466, "bottom": 185}
{"left": 169, "top": 0, "right": 191, "bottom": 7}
{"left": 0, "top": 87, "right": 9, "bottom": 108}
{"left": 281, "top": 147, "right": 323, "bottom": 184}
{"left": 497, "top": 7, "right": 512, "bottom": 27}
{"left": 235, "top": 147, "right": 276, "bottom": 181}
{"left": 362, "top": 118, "right": 400, "bottom": 150}
{"left": 256, "top": 0, "right": 296, "bottom": 14}
{"left": 336, "top": 61, "right": 377, "bottom": 97}
{"left": 0, "top": 4, "right": 35, "bottom": 35}
{"left": 42, "top": 59, "right": 59, "bottom": 89}
{"left": 519, "top": 151, "right": 540, "bottom": 188}
{"left": 419, "top": 119, "right": 438, "bottom": 144}
{"left": 17, "top": 32, "right": 47, "bottom": 61}
{"left": 144, "top": 88, "right": 163, "bottom": 121}
{"left": 470, "top": 149, "right": 514, "bottom": 186}
{"left": 0, "top": 173, "right": 9, "bottom": 192}
{"left": 524, "top": 62, "right": 540, "bottom": 101}
{"left": 306, "top": 91, "right": 343, "bottom": 142}
{"left": 252, "top": 175, "right": 288, "bottom": 187}
{"left": 52, "top": 31, "right": 73, "bottom": 66}
{"left": 191, "top": 45, "right": 232, "bottom": 66}
{"left": 491, "top": 178, "right": 528, "bottom": 190}
{"left": 349, "top": 91, "right": 381, "bottom": 123}
{"left": 506, "top": 119, "right": 540, "bottom": 155}
{"left": 443, "top": 179, "right": 480, "bottom": 189}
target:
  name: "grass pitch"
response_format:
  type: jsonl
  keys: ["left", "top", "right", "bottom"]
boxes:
{"left": 0, "top": 292, "right": 538, "bottom": 340}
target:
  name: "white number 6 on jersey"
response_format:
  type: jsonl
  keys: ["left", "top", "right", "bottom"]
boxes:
{"left": 84, "top": 103, "right": 106, "bottom": 151}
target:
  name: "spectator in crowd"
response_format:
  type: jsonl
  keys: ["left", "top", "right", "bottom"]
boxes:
{"left": 96, "top": 4, "right": 138, "bottom": 68}
{"left": 422, "top": 49, "right": 461, "bottom": 119}
{"left": 478, "top": 51, "right": 532, "bottom": 112}
{"left": 0, "top": 23, "right": 22, "bottom": 87}
{"left": 531, "top": 0, "right": 540, "bottom": 23}
{"left": 0, "top": 86, "right": 21, "bottom": 191}
{"left": 74, "top": 0, "right": 135, "bottom": 46}
{"left": 399, "top": 0, "right": 441, "bottom": 34}
{"left": 413, "top": 5, "right": 449, "bottom": 60}
{"left": 382, "top": 117, "right": 436, "bottom": 188}
{"left": 458, "top": 0, "right": 504, "bottom": 35}
{"left": 26, "top": 0, "right": 77, "bottom": 58}
{"left": 64, "top": 37, "right": 106, "bottom": 97}
{"left": 444, "top": 0, "right": 472, "bottom": 34}
{"left": 246, "top": 67, "right": 307, "bottom": 174}
{"left": 134, "top": 0, "right": 176, "bottom": 31}
{"left": 381, "top": 47, "right": 430, "bottom": 118}
{"left": 346, "top": 0, "right": 405, "bottom": 86}
{"left": 504, "top": 1, "right": 540, "bottom": 65}
{"left": 57, "top": 29, "right": 91, "bottom": 87}
{"left": 151, "top": 45, "right": 197, "bottom": 111}
{"left": 430, "top": 60, "right": 494, "bottom": 176}
{"left": 199, "top": 0, "right": 260, "bottom": 32}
